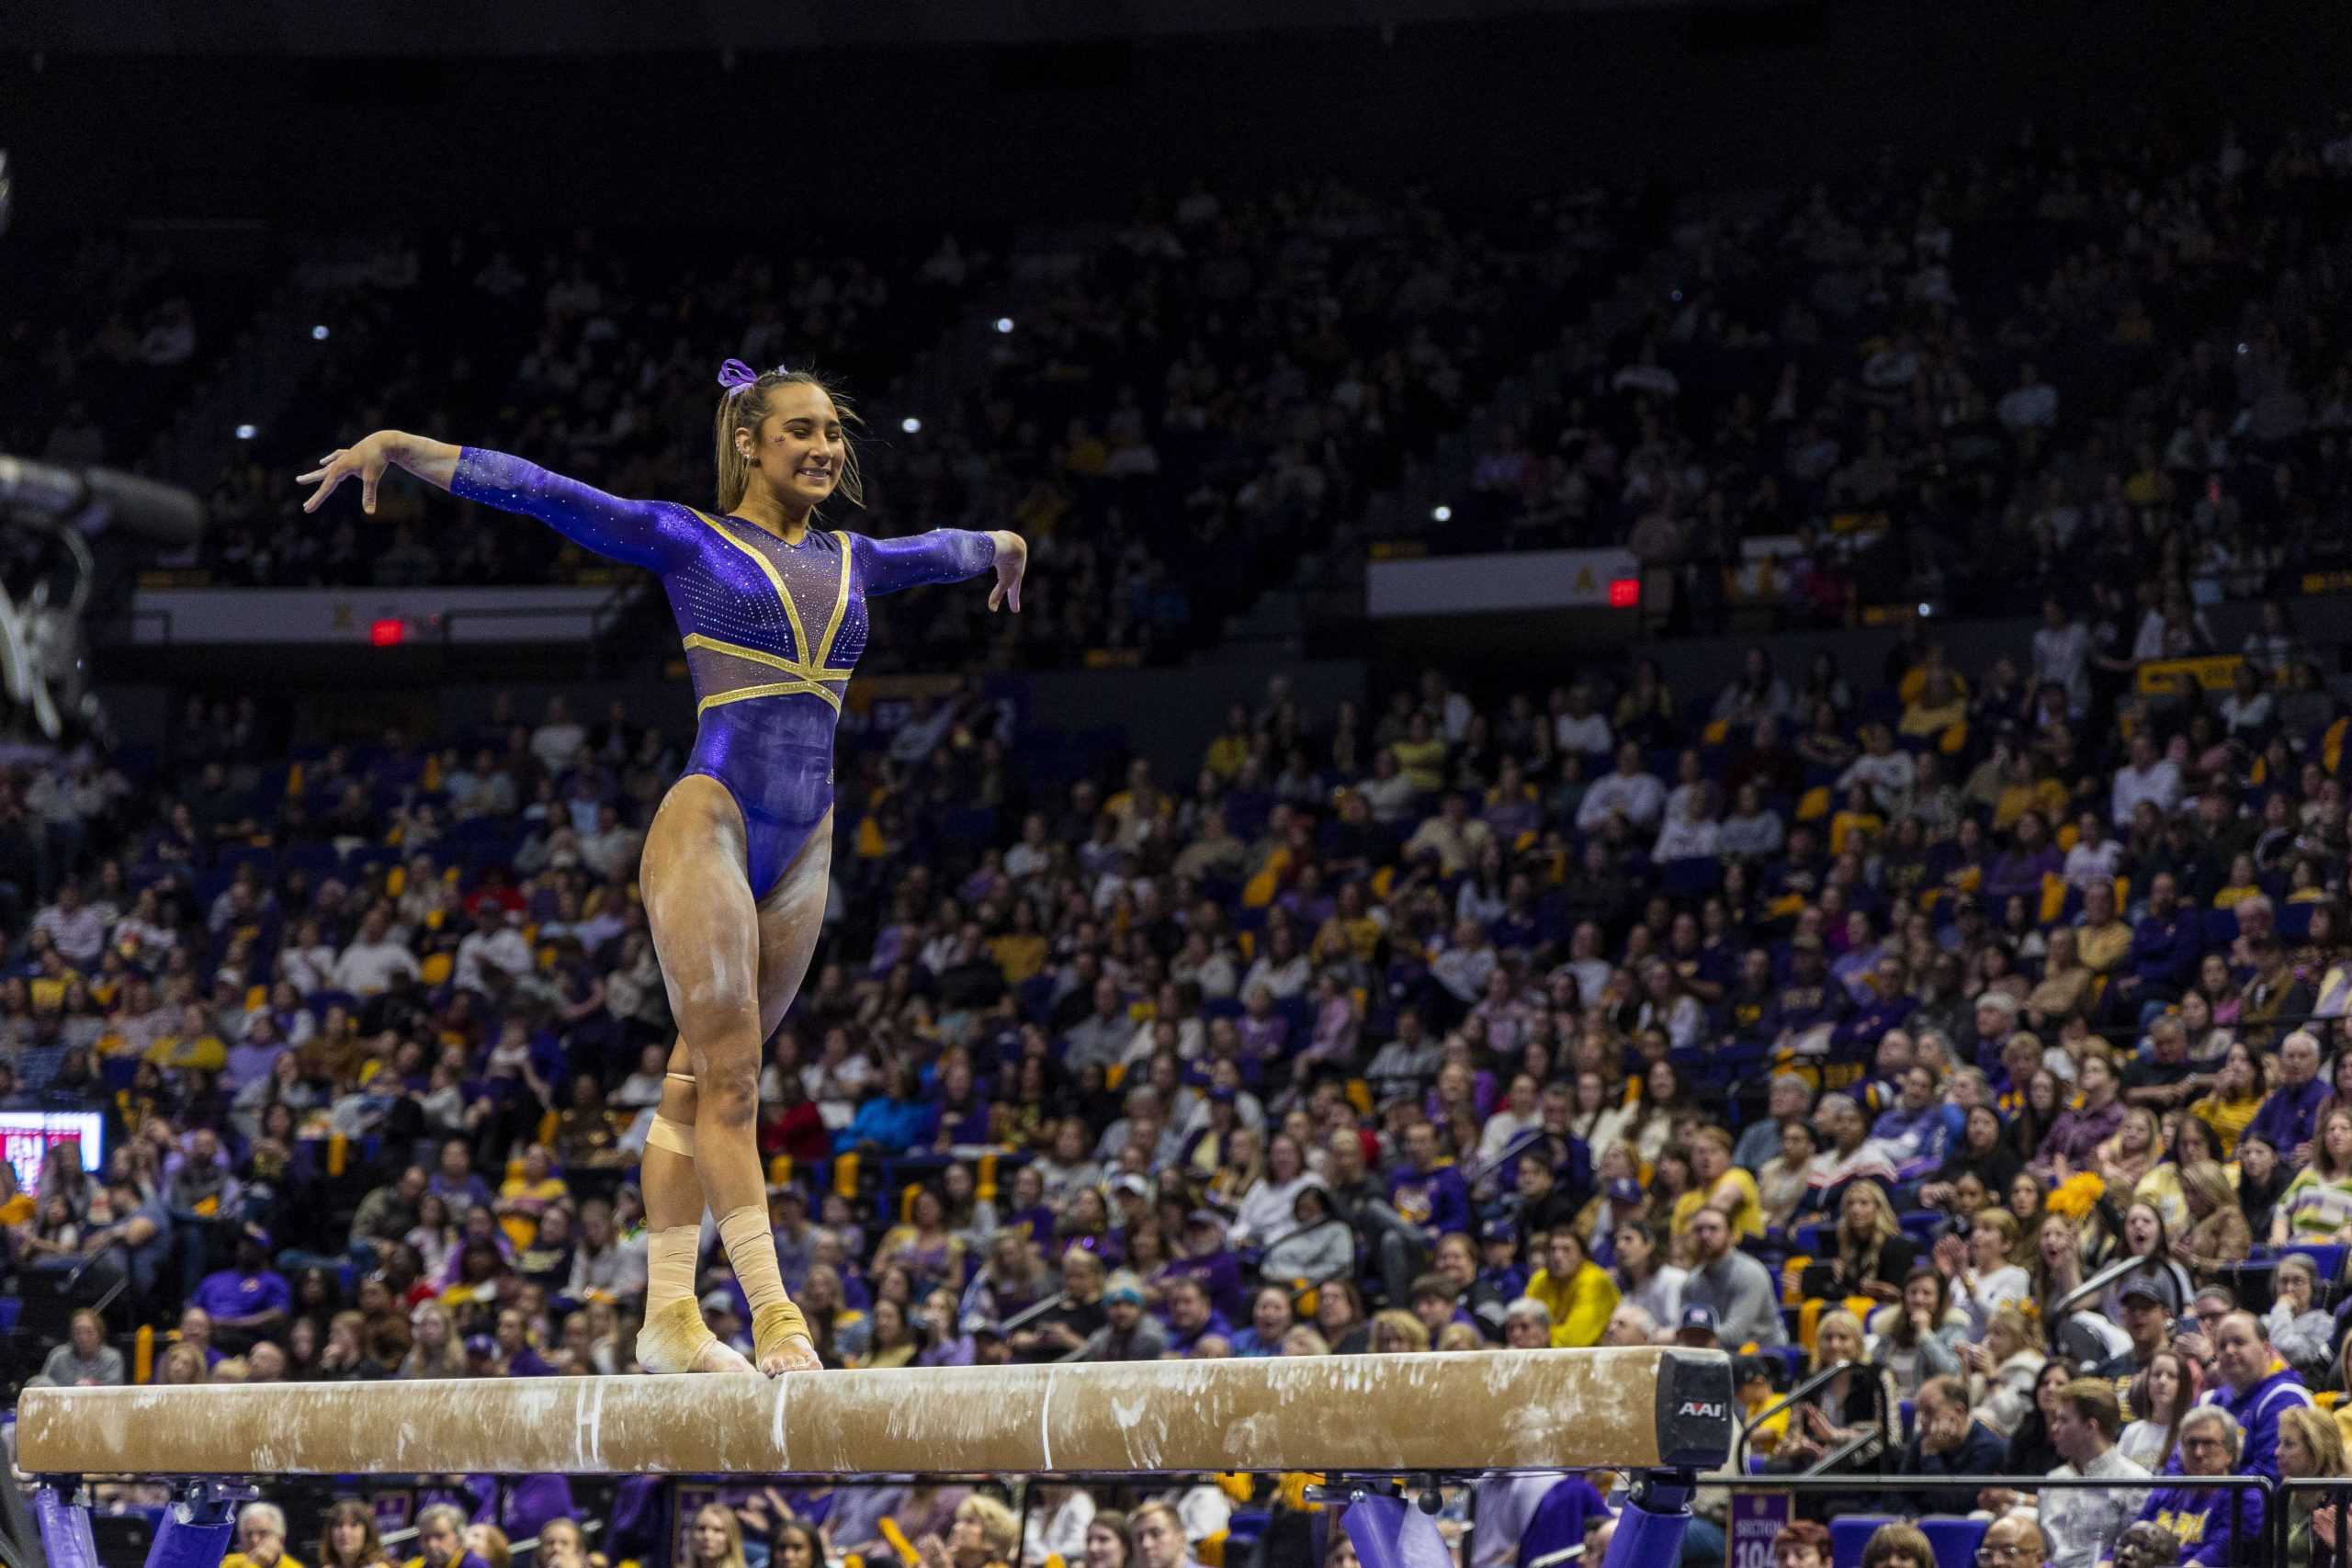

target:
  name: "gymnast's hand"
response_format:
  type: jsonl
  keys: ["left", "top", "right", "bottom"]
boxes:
{"left": 300, "top": 429, "right": 461, "bottom": 513}
{"left": 986, "top": 530, "right": 1028, "bottom": 612}
{"left": 300, "top": 431, "right": 402, "bottom": 514}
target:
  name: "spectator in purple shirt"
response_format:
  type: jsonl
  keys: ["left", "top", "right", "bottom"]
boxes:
{"left": 2247, "top": 1030, "right": 2330, "bottom": 1168}
{"left": 1384, "top": 1119, "right": 1471, "bottom": 1293}
{"left": 187, "top": 1224, "right": 291, "bottom": 1350}
{"left": 1168, "top": 1210, "right": 1247, "bottom": 1321}
{"left": 428, "top": 1137, "right": 494, "bottom": 1218}
{"left": 1983, "top": 811, "right": 2063, "bottom": 905}
{"left": 493, "top": 1305, "right": 557, "bottom": 1376}
{"left": 2113, "top": 872, "right": 2200, "bottom": 1015}
{"left": 1237, "top": 985, "right": 1290, "bottom": 1059}
{"left": 2032, "top": 1052, "right": 2126, "bottom": 1179}
{"left": 1160, "top": 1275, "right": 1234, "bottom": 1355}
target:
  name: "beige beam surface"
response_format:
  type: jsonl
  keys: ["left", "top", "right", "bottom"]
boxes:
{"left": 17, "top": 1347, "right": 1732, "bottom": 1478}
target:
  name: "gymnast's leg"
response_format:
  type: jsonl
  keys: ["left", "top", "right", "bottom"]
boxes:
{"left": 641, "top": 777, "right": 822, "bottom": 1376}
{"left": 741, "top": 807, "right": 834, "bottom": 1373}
{"left": 635, "top": 1042, "right": 754, "bottom": 1374}
{"left": 635, "top": 776, "right": 775, "bottom": 1375}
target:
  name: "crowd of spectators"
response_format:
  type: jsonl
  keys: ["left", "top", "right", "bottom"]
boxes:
{"left": 13, "top": 111, "right": 2352, "bottom": 1568}
{"left": 31, "top": 117, "right": 2352, "bottom": 685}
{"left": 94, "top": 114, "right": 2352, "bottom": 671}
{"left": 176, "top": 227, "right": 1001, "bottom": 666}
{"left": 4, "top": 234, "right": 232, "bottom": 474}
{"left": 1451, "top": 116, "right": 2352, "bottom": 636}
{"left": 7, "top": 566, "right": 2352, "bottom": 1562}
{"left": 102, "top": 182, "right": 1645, "bottom": 673}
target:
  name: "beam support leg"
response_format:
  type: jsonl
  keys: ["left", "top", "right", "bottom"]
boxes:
{"left": 33, "top": 1489, "right": 96, "bottom": 1568}
{"left": 1599, "top": 1471, "right": 1695, "bottom": 1568}
{"left": 144, "top": 1483, "right": 254, "bottom": 1568}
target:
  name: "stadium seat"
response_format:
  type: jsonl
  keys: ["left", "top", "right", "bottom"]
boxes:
{"left": 2287, "top": 1243, "right": 2347, "bottom": 1282}
{"left": 1831, "top": 1516, "right": 1898, "bottom": 1568}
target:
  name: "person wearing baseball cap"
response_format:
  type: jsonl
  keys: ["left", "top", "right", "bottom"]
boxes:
{"left": 1476, "top": 1218, "right": 1527, "bottom": 1301}
{"left": 2091, "top": 1265, "right": 2184, "bottom": 1380}
{"left": 1675, "top": 1303, "right": 1722, "bottom": 1349}
{"left": 186, "top": 1222, "right": 292, "bottom": 1353}
{"left": 967, "top": 1317, "right": 1012, "bottom": 1368}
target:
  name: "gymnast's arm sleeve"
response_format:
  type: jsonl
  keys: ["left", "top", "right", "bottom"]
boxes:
{"left": 849, "top": 528, "right": 998, "bottom": 597}
{"left": 449, "top": 446, "right": 685, "bottom": 572}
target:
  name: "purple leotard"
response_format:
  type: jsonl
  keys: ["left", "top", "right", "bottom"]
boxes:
{"left": 451, "top": 447, "right": 997, "bottom": 896}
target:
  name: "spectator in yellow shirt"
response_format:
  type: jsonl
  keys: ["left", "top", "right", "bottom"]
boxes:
{"left": 1524, "top": 1228, "right": 1621, "bottom": 1348}
{"left": 1897, "top": 670, "right": 1967, "bottom": 739}
{"left": 143, "top": 1002, "right": 226, "bottom": 1073}
{"left": 1203, "top": 703, "right": 1256, "bottom": 781}
{"left": 1674, "top": 1127, "right": 1765, "bottom": 1244}
{"left": 1388, "top": 713, "right": 1447, "bottom": 795}
{"left": 2075, "top": 878, "right": 2132, "bottom": 975}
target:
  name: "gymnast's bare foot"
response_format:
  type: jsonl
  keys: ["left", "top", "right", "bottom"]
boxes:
{"left": 753, "top": 1301, "right": 821, "bottom": 1375}
{"left": 694, "top": 1337, "right": 760, "bottom": 1375}
{"left": 638, "top": 1297, "right": 759, "bottom": 1375}
{"left": 761, "top": 1333, "right": 821, "bottom": 1376}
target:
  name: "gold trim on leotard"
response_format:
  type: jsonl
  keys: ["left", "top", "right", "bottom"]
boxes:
{"left": 681, "top": 633, "right": 852, "bottom": 683}
{"left": 815, "top": 529, "right": 854, "bottom": 666}
{"left": 696, "top": 678, "right": 844, "bottom": 716}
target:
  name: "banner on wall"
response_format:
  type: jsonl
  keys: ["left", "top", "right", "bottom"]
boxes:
{"left": 1727, "top": 1491, "right": 1790, "bottom": 1568}
{"left": 1365, "top": 548, "right": 1643, "bottom": 617}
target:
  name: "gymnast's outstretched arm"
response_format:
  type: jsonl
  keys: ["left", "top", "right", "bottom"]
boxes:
{"left": 300, "top": 430, "right": 686, "bottom": 571}
{"left": 853, "top": 527, "right": 1029, "bottom": 611}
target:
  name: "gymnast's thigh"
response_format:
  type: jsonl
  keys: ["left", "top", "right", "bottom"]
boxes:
{"left": 640, "top": 775, "right": 763, "bottom": 1052}
{"left": 754, "top": 807, "right": 836, "bottom": 1040}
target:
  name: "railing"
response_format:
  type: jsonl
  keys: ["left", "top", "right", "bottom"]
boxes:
{"left": 2278, "top": 1480, "right": 2352, "bottom": 1568}
{"left": 1733, "top": 1359, "right": 1893, "bottom": 1475}
{"left": 2049, "top": 1251, "right": 2160, "bottom": 1321}
{"left": 1724, "top": 1473, "right": 2276, "bottom": 1566}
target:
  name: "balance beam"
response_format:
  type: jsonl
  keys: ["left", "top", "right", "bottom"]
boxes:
{"left": 17, "top": 1347, "right": 1730, "bottom": 1479}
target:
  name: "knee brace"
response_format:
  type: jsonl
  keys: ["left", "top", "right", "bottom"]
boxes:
{"left": 647, "top": 1111, "right": 696, "bottom": 1159}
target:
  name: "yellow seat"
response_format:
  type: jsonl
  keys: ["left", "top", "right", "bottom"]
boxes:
{"left": 1780, "top": 1257, "right": 1812, "bottom": 1308}
{"left": 1796, "top": 1297, "right": 1826, "bottom": 1353}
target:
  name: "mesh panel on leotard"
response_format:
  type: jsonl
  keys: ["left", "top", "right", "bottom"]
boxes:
{"left": 681, "top": 642, "right": 845, "bottom": 713}
{"left": 664, "top": 512, "right": 852, "bottom": 668}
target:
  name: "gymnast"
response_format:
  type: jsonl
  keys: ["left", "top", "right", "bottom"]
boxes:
{"left": 299, "top": 360, "right": 1027, "bottom": 1376}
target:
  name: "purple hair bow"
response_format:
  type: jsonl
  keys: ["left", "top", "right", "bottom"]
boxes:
{"left": 717, "top": 358, "right": 760, "bottom": 390}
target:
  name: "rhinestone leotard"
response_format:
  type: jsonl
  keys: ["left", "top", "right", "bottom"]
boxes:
{"left": 451, "top": 447, "right": 997, "bottom": 896}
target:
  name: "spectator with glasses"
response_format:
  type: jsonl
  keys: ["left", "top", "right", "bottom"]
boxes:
{"left": 1974, "top": 1517, "right": 2047, "bottom": 1568}
{"left": 2133, "top": 1405, "right": 2266, "bottom": 1566}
